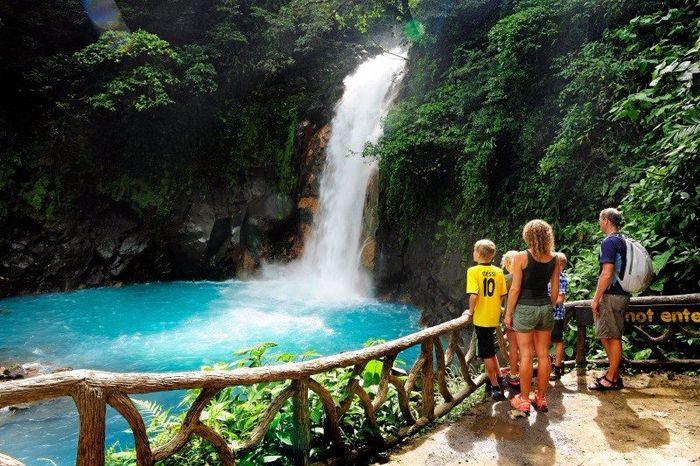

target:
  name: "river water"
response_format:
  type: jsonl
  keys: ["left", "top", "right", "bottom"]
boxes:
{"left": 0, "top": 281, "right": 419, "bottom": 464}
{"left": 0, "top": 48, "right": 412, "bottom": 465}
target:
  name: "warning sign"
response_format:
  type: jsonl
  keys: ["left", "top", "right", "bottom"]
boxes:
{"left": 624, "top": 304, "right": 700, "bottom": 325}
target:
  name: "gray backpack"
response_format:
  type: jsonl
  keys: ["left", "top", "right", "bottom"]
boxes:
{"left": 615, "top": 234, "right": 654, "bottom": 294}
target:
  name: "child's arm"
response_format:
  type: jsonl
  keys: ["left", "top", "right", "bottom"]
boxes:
{"left": 550, "top": 262, "right": 561, "bottom": 308}
{"left": 463, "top": 294, "right": 478, "bottom": 316}
{"left": 556, "top": 274, "right": 568, "bottom": 305}
{"left": 556, "top": 293, "right": 566, "bottom": 306}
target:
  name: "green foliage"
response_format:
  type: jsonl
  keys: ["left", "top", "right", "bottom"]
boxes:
{"left": 374, "top": 0, "right": 698, "bottom": 298}
{"left": 404, "top": 19, "right": 426, "bottom": 42}
{"left": 105, "top": 341, "right": 410, "bottom": 465}
{"left": 563, "top": 3, "right": 700, "bottom": 295}
{"left": 220, "top": 95, "right": 300, "bottom": 194}
{"left": 1, "top": 0, "right": 409, "bottom": 226}
{"left": 74, "top": 30, "right": 203, "bottom": 112}
{"left": 103, "top": 176, "right": 175, "bottom": 216}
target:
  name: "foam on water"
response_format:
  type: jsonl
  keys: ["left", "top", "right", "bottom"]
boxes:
{"left": 0, "top": 49, "right": 415, "bottom": 465}
{"left": 0, "top": 281, "right": 420, "bottom": 464}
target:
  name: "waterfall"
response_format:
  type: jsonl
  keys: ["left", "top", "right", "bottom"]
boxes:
{"left": 263, "top": 49, "right": 407, "bottom": 301}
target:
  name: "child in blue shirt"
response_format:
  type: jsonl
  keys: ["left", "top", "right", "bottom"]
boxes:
{"left": 549, "top": 252, "right": 569, "bottom": 380}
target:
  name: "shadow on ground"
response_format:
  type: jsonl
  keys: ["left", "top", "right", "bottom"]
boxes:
{"left": 378, "top": 370, "right": 700, "bottom": 466}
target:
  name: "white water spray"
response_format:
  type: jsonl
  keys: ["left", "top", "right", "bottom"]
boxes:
{"left": 263, "top": 49, "right": 407, "bottom": 300}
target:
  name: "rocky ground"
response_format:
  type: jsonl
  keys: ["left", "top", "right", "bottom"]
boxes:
{"left": 378, "top": 370, "right": 700, "bottom": 466}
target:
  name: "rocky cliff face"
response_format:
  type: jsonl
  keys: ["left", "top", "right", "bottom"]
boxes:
{"left": 0, "top": 112, "right": 463, "bottom": 321}
{"left": 0, "top": 119, "right": 329, "bottom": 298}
{"left": 373, "top": 214, "right": 472, "bottom": 326}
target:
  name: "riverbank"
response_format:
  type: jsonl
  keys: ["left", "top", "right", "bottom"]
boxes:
{"left": 378, "top": 370, "right": 700, "bottom": 465}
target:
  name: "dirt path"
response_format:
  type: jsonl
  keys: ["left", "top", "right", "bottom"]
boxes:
{"left": 379, "top": 370, "right": 700, "bottom": 465}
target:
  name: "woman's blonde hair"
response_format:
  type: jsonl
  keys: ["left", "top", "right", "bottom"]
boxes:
{"left": 522, "top": 219, "right": 555, "bottom": 257}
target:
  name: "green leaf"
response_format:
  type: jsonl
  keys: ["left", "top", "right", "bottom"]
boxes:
{"left": 652, "top": 249, "right": 673, "bottom": 275}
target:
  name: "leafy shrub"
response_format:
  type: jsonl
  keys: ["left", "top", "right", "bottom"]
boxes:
{"left": 106, "top": 341, "right": 408, "bottom": 465}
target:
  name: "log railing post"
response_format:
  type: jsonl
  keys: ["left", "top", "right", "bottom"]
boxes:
{"left": 292, "top": 377, "right": 310, "bottom": 466}
{"left": 72, "top": 383, "right": 107, "bottom": 466}
{"left": 576, "top": 320, "right": 587, "bottom": 366}
{"left": 421, "top": 340, "right": 435, "bottom": 420}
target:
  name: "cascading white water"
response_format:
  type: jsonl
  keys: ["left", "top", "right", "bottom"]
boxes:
{"left": 299, "top": 49, "right": 406, "bottom": 296}
{"left": 263, "top": 49, "right": 407, "bottom": 300}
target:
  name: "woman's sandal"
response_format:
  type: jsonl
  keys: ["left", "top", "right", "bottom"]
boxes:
{"left": 529, "top": 393, "right": 548, "bottom": 412}
{"left": 510, "top": 394, "right": 531, "bottom": 415}
{"left": 588, "top": 374, "right": 623, "bottom": 391}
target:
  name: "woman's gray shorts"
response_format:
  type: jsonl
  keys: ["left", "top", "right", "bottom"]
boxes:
{"left": 595, "top": 293, "right": 630, "bottom": 339}
{"left": 513, "top": 303, "right": 554, "bottom": 332}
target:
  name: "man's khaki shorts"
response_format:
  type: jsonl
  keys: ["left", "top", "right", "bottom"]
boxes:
{"left": 595, "top": 293, "right": 630, "bottom": 339}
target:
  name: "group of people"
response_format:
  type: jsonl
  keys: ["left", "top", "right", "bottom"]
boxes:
{"left": 463, "top": 208, "right": 630, "bottom": 415}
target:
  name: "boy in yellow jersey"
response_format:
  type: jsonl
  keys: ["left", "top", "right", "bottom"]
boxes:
{"left": 463, "top": 239, "right": 509, "bottom": 400}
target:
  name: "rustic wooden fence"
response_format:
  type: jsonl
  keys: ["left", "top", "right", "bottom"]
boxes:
{"left": 0, "top": 313, "right": 493, "bottom": 466}
{"left": 566, "top": 293, "right": 700, "bottom": 366}
{"left": 2, "top": 293, "right": 698, "bottom": 466}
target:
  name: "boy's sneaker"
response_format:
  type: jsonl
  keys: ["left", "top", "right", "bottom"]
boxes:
{"left": 497, "top": 376, "right": 508, "bottom": 392}
{"left": 491, "top": 386, "right": 505, "bottom": 400}
{"left": 549, "top": 365, "right": 563, "bottom": 381}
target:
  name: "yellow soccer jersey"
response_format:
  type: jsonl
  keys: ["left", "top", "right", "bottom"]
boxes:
{"left": 466, "top": 264, "right": 508, "bottom": 327}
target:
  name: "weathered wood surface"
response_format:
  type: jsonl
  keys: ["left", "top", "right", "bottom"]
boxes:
{"left": 0, "top": 314, "right": 472, "bottom": 408}
{"left": 107, "top": 392, "right": 153, "bottom": 465}
{"left": 567, "top": 293, "right": 700, "bottom": 364}
{"left": 566, "top": 293, "right": 700, "bottom": 308}
{"left": 292, "top": 378, "right": 311, "bottom": 466}
{"left": 0, "top": 312, "right": 485, "bottom": 466}
{"left": 73, "top": 383, "right": 106, "bottom": 466}
{"left": 2, "top": 294, "right": 697, "bottom": 466}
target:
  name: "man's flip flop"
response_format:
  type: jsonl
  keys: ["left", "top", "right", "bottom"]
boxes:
{"left": 588, "top": 375, "right": 623, "bottom": 391}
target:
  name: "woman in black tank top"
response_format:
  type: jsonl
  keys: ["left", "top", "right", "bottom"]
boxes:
{"left": 504, "top": 220, "right": 561, "bottom": 414}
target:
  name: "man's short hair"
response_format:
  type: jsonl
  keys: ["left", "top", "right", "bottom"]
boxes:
{"left": 600, "top": 208, "right": 622, "bottom": 227}
{"left": 474, "top": 239, "right": 496, "bottom": 262}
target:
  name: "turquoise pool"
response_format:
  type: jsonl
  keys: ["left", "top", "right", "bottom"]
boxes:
{"left": 0, "top": 280, "right": 421, "bottom": 464}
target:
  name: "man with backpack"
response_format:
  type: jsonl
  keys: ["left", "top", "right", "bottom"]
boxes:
{"left": 589, "top": 208, "right": 630, "bottom": 391}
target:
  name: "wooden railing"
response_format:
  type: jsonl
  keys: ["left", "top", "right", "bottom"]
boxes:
{"left": 566, "top": 293, "right": 700, "bottom": 366}
{"left": 4, "top": 294, "right": 697, "bottom": 465}
{"left": 0, "top": 314, "right": 492, "bottom": 466}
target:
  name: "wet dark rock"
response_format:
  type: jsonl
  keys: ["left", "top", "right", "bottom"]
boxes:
{"left": 206, "top": 217, "right": 232, "bottom": 259}
{"left": 167, "top": 202, "right": 216, "bottom": 269}
{"left": 244, "top": 194, "right": 295, "bottom": 235}
{"left": 95, "top": 237, "right": 118, "bottom": 263}
{"left": 0, "top": 365, "right": 26, "bottom": 380}
{"left": 375, "top": 216, "right": 469, "bottom": 326}
{"left": 0, "top": 122, "right": 332, "bottom": 296}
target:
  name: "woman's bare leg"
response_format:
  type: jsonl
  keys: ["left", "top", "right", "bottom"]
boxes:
{"left": 507, "top": 328, "right": 520, "bottom": 376}
{"left": 515, "top": 331, "right": 534, "bottom": 396}
{"left": 533, "top": 329, "right": 552, "bottom": 396}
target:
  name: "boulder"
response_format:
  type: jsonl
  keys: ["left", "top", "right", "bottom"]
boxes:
{"left": 244, "top": 194, "right": 295, "bottom": 235}
{"left": 166, "top": 202, "right": 216, "bottom": 270}
{"left": 375, "top": 216, "right": 470, "bottom": 326}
